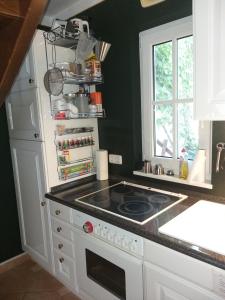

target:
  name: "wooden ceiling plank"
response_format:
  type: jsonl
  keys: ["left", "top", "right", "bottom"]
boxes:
{"left": 0, "top": 0, "right": 48, "bottom": 106}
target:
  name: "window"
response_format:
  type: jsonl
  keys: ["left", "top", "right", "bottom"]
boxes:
{"left": 140, "top": 17, "right": 211, "bottom": 180}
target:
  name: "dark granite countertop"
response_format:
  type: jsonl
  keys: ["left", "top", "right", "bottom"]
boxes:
{"left": 46, "top": 174, "right": 225, "bottom": 271}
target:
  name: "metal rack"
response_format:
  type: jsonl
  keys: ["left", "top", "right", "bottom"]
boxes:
{"left": 43, "top": 27, "right": 79, "bottom": 49}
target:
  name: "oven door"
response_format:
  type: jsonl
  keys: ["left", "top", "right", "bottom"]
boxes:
{"left": 74, "top": 229, "right": 143, "bottom": 300}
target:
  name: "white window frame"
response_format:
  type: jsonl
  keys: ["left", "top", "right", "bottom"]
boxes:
{"left": 139, "top": 16, "right": 212, "bottom": 181}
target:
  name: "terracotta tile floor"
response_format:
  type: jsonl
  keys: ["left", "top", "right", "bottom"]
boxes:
{"left": 0, "top": 259, "right": 80, "bottom": 300}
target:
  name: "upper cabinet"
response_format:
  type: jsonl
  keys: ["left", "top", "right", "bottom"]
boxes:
{"left": 11, "top": 47, "right": 36, "bottom": 92}
{"left": 194, "top": 0, "right": 225, "bottom": 120}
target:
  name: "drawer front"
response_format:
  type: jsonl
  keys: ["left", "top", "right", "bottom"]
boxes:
{"left": 53, "top": 250, "right": 77, "bottom": 290}
{"left": 53, "top": 234, "right": 74, "bottom": 258}
{"left": 50, "top": 201, "right": 72, "bottom": 223}
{"left": 51, "top": 218, "right": 73, "bottom": 241}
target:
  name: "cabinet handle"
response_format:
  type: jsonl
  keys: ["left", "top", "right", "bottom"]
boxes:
{"left": 57, "top": 227, "right": 62, "bottom": 232}
{"left": 34, "top": 133, "right": 39, "bottom": 139}
{"left": 41, "top": 201, "right": 46, "bottom": 206}
{"left": 55, "top": 210, "right": 61, "bottom": 215}
{"left": 29, "top": 78, "right": 34, "bottom": 84}
{"left": 58, "top": 243, "right": 63, "bottom": 249}
{"left": 59, "top": 257, "right": 64, "bottom": 263}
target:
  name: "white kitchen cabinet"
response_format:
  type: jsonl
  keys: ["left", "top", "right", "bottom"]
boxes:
{"left": 53, "top": 249, "right": 77, "bottom": 291}
{"left": 6, "top": 88, "right": 43, "bottom": 141}
{"left": 194, "top": 0, "right": 225, "bottom": 120}
{"left": 49, "top": 201, "right": 78, "bottom": 293}
{"left": 11, "top": 45, "right": 36, "bottom": 92}
{"left": 144, "top": 262, "right": 221, "bottom": 300}
{"left": 144, "top": 239, "right": 225, "bottom": 300}
{"left": 10, "top": 139, "right": 52, "bottom": 272}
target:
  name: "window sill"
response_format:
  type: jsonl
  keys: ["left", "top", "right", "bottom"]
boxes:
{"left": 133, "top": 170, "right": 213, "bottom": 190}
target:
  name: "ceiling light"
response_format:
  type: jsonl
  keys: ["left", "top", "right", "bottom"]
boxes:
{"left": 140, "top": 0, "right": 166, "bottom": 8}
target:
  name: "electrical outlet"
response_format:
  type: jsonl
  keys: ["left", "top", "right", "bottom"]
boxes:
{"left": 109, "top": 154, "right": 123, "bottom": 165}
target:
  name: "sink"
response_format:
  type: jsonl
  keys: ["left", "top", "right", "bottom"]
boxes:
{"left": 159, "top": 200, "right": 225, "bottom": 255}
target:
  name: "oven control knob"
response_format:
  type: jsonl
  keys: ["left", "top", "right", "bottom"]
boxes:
{"left": 83, "top": 221, "right": 94, "bottom": 233}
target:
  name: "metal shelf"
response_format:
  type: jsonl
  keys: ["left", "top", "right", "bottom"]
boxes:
{"left": 53, "top": 109, "right": 106, "bottom": 120}
{"left": 63, "top": 74, "right": 103, "bottom": 85}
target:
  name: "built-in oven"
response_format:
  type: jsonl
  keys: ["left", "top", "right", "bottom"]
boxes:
{"left": 73, "top": 210, "right": 144, "bottom": 300}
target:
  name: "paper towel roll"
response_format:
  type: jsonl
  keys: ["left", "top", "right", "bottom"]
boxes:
{"left": 188, "top": 149, "right": 206, "bottom": 183}
{"left": 96, "top": 150, "right": 108, "bottom": 180}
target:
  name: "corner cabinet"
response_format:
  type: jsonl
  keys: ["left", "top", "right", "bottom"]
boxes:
{"left": 194, "top": 0, "right": 225, "bottom": 120}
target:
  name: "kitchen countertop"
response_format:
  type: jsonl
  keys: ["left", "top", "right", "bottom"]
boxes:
{"left": 45, "top": 174, "right": 225, "bottom": 271}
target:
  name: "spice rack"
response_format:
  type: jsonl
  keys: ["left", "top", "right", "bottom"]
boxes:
{"left": 55, "top": 125, "right": 96, "bottom": 180}
{"left": 59, "top": 159, "right": 94, "bottom": 180}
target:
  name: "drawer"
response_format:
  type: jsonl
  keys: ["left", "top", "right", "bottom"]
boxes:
{"left": 51, "top": 218, "right": 73, "bottom": 241}
{"left": 53, "top": 249, "right": 77, "bottom": 291}
{"left": 50, "top": 201, "right": 72, "bottom": 223}
{"left": 53, "top": 233, "right": 74, "bottom": 258}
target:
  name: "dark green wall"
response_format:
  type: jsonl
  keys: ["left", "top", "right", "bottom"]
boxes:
{"left": 83, "top": 0, "right": 225, "bottom": 196}
{"left": 82, "top": 0, "right": 192, "bottom": 174}
{"left": 0, "top": 105, "right": 22, "bottom": 263}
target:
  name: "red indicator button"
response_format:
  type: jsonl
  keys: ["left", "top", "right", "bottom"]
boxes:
{"left": 83, "top": 221, "right": 94, "bottom": 233}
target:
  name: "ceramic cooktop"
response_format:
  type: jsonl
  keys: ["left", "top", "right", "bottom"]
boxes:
{"left": 75, "top": 181, "right": 187, "bottom": 225}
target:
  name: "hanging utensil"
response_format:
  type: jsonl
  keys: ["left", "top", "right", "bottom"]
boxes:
{"left": 44, "top": 45, "right": 64, "bottom": 96}
{"left": 76, "top": 32, "right": 97, "bottom": 63}
{"left": 95, "top": 40, "right": 111, "bottom": 62}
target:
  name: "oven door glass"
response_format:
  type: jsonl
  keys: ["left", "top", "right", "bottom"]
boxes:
{"left": 86, "top": 249, "right": 126, "bottom": 300}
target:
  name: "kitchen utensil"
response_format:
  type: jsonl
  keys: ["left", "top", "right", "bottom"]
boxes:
{"left": 144, "top": 160, "right": 152, "bottom": 173}
{"left": 166, "top": 169, "right": 174, "bottom": 176}
{"left": 95, "top": 41, "right": 111, "bottom": 62}
{"left": 76, "top": 32, "right": 97, "bottom": 63}
{"left": 67, "top": 18, "right": 90, "bottom": 36}
{"left": 63, "top": 93, "right": 76, "bottom": 101}
{"left": 44, "top": 67, "right": 64, "bottom": 96}
{"left": 90, "top": 92, "right": 103, "bottom": 112}
{"left": 216, "top": 142, "right": 225, "bottom": 172}
{"left": 44, "top": 44, "right": 64, "bottom": 96}
{"left": 153, "top": 164, "right": 164, "bottom": 175}
{"left": 73, "top": 91, "right": 90, "bottom": 116}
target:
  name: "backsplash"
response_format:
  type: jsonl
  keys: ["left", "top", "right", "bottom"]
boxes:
{"left": 211, "top": 122, "right": 225, "bottom": 196}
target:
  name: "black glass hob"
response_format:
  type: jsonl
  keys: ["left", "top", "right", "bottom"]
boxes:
{"left": 75, "top": 181, "right": 187, "bottom": 225}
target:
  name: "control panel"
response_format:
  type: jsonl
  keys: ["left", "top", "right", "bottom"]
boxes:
{"left": 73, "top": 209, "right": 144, "bottom": 257}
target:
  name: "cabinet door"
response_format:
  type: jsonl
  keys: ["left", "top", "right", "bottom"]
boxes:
{"left": 11, "top": 46, "right": 36, "bottom": 92}
{"left": 144, "top": 262, "right": 222, "bottom": 300}
{"left": 53, "top": 249, "right": 77, "bottom": 292}
{"left": 6, "top": 88, "right": 42, "bottom": 141}
{"left": 10, "top": 139, "right": 51, "bottom": 271}
{"left": 194, "top": 0, "right": 225, "bottom": 120}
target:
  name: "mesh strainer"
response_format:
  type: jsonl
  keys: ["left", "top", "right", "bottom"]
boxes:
{"left": 44, "top": 68, "right": 64, "bottom": 96}
{"left": 44, "top": 44, "right": 64, "bottom": 96}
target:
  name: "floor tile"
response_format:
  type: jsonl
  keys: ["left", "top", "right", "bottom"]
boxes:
{"left": 0, "top": 258, "right": 80, "bottom": 300}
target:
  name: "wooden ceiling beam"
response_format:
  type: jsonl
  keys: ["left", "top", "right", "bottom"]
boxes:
{"left": 0, "top": 0, "right": 48, "bottom": 107}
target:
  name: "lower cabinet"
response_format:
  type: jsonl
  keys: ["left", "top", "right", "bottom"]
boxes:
{"left": 10, "top": 139, "right": 52, "bottom": 272}
{"left": 144, "top": 261, "right": 221, "bottom": 300}
{"left": 49, "top": 201, "right": 78, "bottom": 294}
{"left": 143, "top": 239, "right": 225, "bottom": 300}
{"left": 53, "top": 249, "right": 77, "bottom": 291}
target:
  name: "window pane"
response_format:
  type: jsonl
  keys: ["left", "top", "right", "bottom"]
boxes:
{"left": 153, "top": 41, "right": 173, "bottom": 101}
{"left": 154, "top": 104, "right": 173, "bottom": 157}
{"left": 177, "top": 103, "right": 198, "bottom": 160}
{"left": 177, "top": 36, "right": 193, "bottom": 99}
